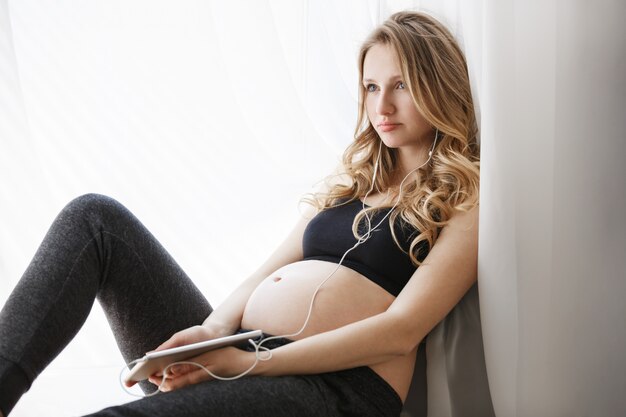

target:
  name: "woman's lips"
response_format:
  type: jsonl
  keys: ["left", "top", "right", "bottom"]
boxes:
{"left": 379, "top": 123, "right": 401, "bottom": 132}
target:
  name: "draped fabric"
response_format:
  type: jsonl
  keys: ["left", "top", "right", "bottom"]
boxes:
{"left": 1, "top": 1, "right": 625, "bottom": 416}
{"left": 479, "top": 1, "right": 626, "bottom": 415}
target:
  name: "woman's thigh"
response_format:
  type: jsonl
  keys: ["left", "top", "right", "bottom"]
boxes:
{"left": 77, "top": 194, "right": 214, "bottom": 391}
{"left": 84, "top": 368, "right": 402, "bottom": 417}
{"left": 85, "top": 376, "right": 328, "bottom": 417}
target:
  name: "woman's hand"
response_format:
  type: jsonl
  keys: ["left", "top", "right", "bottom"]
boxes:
{"left": 153, "top": 325, "right": 224, "bottom": 352}
{"left": 147, "top": 347, "right": 257, "bottom": 392}
{"left": 124, "top": 324, "right": 231, "bottom": 388}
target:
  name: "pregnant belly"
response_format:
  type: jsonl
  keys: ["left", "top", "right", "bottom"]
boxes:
{"left": 240, "top": 260, "right": 396, "bottom": 339}
{"left": 240, "top": 259, "right": 418, "bottom": 402}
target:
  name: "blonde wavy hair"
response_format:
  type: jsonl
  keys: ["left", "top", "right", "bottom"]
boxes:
{"left": 304, "top": 11, "right": 480, "bottom": 266}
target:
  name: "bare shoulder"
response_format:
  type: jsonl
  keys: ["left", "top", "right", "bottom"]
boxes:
{"left": 442, "top": 205, "right": 479, "bottom": 235}
{"left": 424, "top": 205, "right": 479, "bottom": 267}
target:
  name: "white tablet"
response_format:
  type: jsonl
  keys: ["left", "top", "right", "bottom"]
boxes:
{"left": 123, "top": 329, "right": 263, "bottom": 383}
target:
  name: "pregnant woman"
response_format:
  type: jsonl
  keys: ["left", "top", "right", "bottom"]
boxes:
{"left": 0, "top": 11, "right": 480, "bottom": 417}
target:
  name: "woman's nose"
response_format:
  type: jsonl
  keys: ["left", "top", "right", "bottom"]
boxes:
{"left": 376, "top": 91, "right": 395, "bottom": 115}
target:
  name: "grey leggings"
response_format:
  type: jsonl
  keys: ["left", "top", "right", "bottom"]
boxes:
{"left": 0, "top": 194, "right": 402, "bottom": 417}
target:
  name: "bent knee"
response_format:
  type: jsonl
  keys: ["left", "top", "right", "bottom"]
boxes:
{"left": 61, "top": 193, "right": 130, "bottom": 223}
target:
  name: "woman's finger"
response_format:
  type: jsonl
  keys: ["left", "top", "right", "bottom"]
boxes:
{"left": 148, "top": 375, "right": 162, "bottom": 386}
{"left": 154, "top": 334, "right": 180, "bottom": 351}
{"left": 167, "top": 363, "right": 198, "bottom": 376}
{"left": 149, "top": 362, "right": 189, "bottom": 387}
{"left": 155, "top": 325, "right": 216, "bottom": 352}
{"left": 124, "top": 379, "right": 137, "bottom": 388}
{"left": 161, "top": 368, "right": 212, "bottom": 392}
{"left": 148, "top": 372, "right": 173, "bottom": 386}
{"left": 168, "top": 365, "right": 181, "bottom": 375}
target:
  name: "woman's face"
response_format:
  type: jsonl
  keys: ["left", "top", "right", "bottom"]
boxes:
{"left": 362, "top": 43, "right": 433, "bottom": 151}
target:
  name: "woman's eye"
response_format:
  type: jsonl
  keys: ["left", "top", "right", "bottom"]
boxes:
{"left": 397, "top": 82, "right": 406, "bottom": 89}
{"left": 365, "top": 84, "right": 377, "bottom": 92}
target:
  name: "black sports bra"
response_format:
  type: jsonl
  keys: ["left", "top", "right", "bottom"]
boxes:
{"left": 301, "top": 199, "right": 429, "bottom": 296}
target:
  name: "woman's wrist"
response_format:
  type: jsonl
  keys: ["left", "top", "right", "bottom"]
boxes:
{"left": 201, "top": 317, "right": 238, "bottom": 338}
{"left": 251, "top": 353, "right": 271, "bottom": 376}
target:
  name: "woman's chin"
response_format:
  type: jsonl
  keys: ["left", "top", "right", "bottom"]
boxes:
{"left": 380, "top": 138, "right": 410, "bottom": 149}
{"left": 380, "top": 136, "right": 427, "bottom": 151}
{"left": 379, "top": 137, "right": 401, "bottom": 149}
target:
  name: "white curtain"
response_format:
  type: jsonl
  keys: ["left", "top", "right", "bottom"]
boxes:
{"left": 2, "top": 1, "right": 625, "bottom": 416}
{"left": 479, "top": 0, "right": 626, "bottom": 415}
